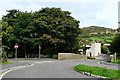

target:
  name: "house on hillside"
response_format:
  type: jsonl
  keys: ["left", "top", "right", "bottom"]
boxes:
{"left": 85, "top": 42, "right": 101, "bottom": 57}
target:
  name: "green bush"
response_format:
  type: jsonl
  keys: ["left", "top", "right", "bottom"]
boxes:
{"left": 52, "top": 54, "right": 58, "bottom": 59}
{"left": 8, "top": 52, "right": 14, "bottom": 58}
{"left": 101, "top": 46, "right": 109, "bottom": 54}
{"left": 2, "top": 49, "right": 7, "bottom": 62}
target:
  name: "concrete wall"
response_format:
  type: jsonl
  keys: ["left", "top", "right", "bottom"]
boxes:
{"left": 58, "top": 53, "right": 87, "bottom": 60}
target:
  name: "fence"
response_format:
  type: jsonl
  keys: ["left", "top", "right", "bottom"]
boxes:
{"left": 26, "top": 54, "right": 39, "bottom": 59}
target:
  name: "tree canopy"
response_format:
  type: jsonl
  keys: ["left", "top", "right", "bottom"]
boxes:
{"left": 2, "top": 8, "right": 81, "bottom": 58}
{"left": 110, "top": 33, "right": 120, "bottom": 56}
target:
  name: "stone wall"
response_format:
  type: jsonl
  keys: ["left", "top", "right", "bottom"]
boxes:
{"left": 58, "top": 53, "right": 87, "bottom": 60}
{"left": 95, "top": 54, "right": 111, "bottom": 62}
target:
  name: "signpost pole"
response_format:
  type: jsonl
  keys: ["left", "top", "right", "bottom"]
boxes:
{"left": 15, "top": 48, "right": 17, "bottom": 62}
{"left": 14, "top": 43, "right": 18, "bottom": 62}
{"left": 39, "top": 45, "right": 41, "bottom": 59}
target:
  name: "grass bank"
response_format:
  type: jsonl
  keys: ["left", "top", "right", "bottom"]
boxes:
{"left": 74, "top": 64, "right": 120, "bottom": 78}
{"left": 112, "top": 59, "right": 120, "bottom": 64}
{"left": 1, "top": 62, "right": 14, "bottom": 65}
{"left": 87, "top": 57, "right": 95, "bottom": 60}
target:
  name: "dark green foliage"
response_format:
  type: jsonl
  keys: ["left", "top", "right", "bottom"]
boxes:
{"left": 110, "top": 34, "right": 120, "bottom": 56}
{"left": 101, "top": 46, "right": 109, "bottom": 54}
{"left": 2, "top": 48, "right": 7, "bottom": 62}
{"left": 117, "top": 27, "right": 120, "bottom": 32}
{"left": 2, "top": 8, "right": 80, "bottom": 58}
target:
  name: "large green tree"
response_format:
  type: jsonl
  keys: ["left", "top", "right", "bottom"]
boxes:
{"left": 110, "top": 33, "right": 120, "bottom": 56}
{"left": 118, "top": 22, "right": 120, "bottom": 32}
{"left": 2, "top": 8, "right": 80, "bottom": 58}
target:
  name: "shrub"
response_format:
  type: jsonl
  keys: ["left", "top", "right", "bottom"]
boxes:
{"left": 52, "top": 54, "right": 58, "bottom": 59}
{"left": 2, "top": 49, "right": 7, "bottom": 62}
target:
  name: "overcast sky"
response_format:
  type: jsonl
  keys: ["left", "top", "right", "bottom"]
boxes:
{"left": 0, "top": 0, "right": 119, "bottom": 29}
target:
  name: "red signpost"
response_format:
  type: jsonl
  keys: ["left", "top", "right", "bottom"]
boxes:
{"left": 14, "top": 43, "right": 19, "bottom": 48}
{"left": 14, "top": 43, "right": 19, "bottom": 61}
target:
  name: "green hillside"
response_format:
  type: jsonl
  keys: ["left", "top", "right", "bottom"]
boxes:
{"left": 81, "top": 26, "right": 116, "bottom": 34}
{"left": 79, "top": 26, "right": 117, "bottom": 45}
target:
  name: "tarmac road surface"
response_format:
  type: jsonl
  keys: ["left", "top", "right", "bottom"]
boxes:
{"left": 2, "top": 59, "right": 119, "bottom": 78}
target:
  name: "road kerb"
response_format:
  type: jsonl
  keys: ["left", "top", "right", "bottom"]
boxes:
{"left": 78, "top": 71, "right": 107, "bottom": 78}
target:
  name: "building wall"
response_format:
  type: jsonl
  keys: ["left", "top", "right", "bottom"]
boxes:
{"left": 86, "top": 43, "right": 101, "bottom": 57}
{"left": 94, "top": 43, "right": 101, "bottom": 56}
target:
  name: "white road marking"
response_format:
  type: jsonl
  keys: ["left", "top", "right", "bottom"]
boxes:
{"left": 0, "top": 61, "right": 56, "bottom": 79}
{"left": 35, "top": 61, "right": 55, "bottom": 64}
{"left": 0, "top": 64, "right": 34, "bottom": 80}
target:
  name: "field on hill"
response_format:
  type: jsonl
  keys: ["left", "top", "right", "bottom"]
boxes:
{"left": 79, "top": 26, "right": 116, "bottom": 44}
{"left": 90, "top": 36, "right": 114, "bottom": 43}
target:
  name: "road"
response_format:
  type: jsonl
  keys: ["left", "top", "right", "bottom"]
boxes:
{"left": 2, "top": 59, "right": 119, "bottom": 78}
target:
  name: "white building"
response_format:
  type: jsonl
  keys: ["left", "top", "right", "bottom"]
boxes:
{"left": 86, "top": 43, "right": 101, "bottom": 57}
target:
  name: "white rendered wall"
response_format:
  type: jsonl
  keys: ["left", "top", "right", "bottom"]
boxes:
{"left": 86, "top": 43, "right": 101, "bottom": 57}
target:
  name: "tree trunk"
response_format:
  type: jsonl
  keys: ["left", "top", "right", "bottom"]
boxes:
{"left": 24, "top": 45, "right": 27, "bottom": 59}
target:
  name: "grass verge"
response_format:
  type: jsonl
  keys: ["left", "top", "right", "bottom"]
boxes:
{"left": 112, "top": 59, "right": 120, "bottom": 64}
{"left": 1, "top": 62, "right": 14, "bottom": 65}
{"left": 87, "top": 57, "right": 95, "bottom": 60}
{"left": 74, "top": 64, "right": 120, "bottom": 78}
